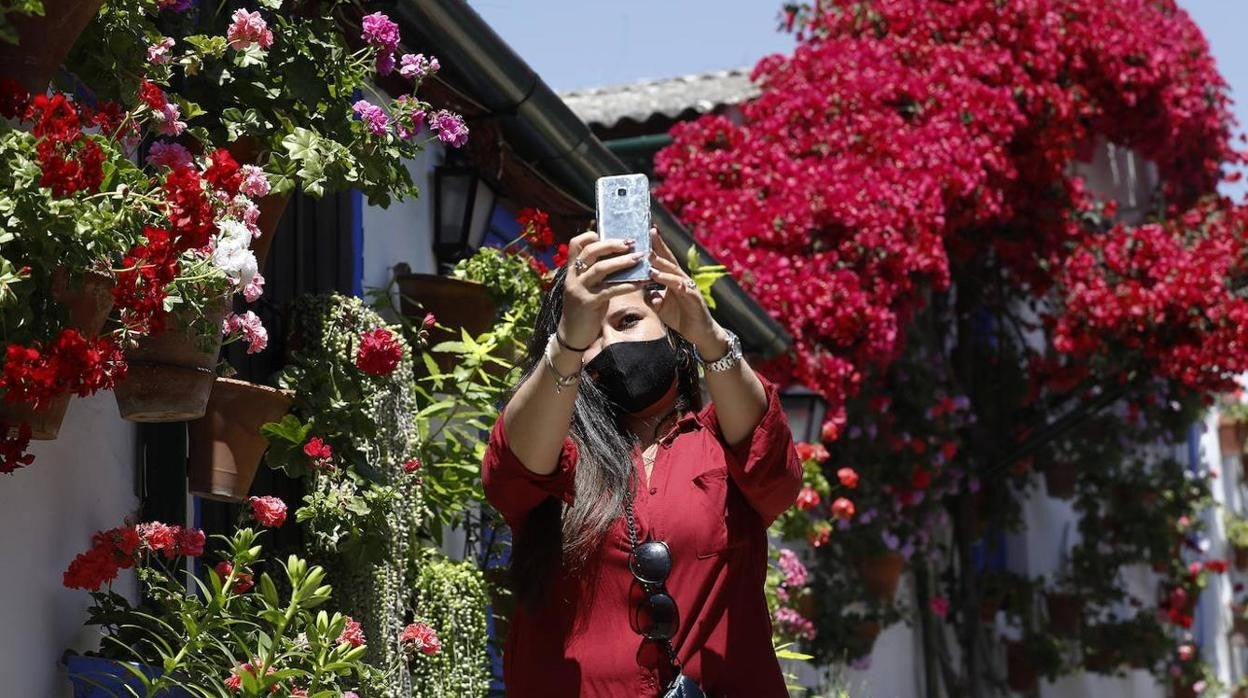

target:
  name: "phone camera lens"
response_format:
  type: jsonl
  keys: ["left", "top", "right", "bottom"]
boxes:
{"left": 617, "top": 188, "right": 627, "bottom": 196}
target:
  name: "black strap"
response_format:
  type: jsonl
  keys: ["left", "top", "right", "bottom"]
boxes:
{"left": 624, "top": 478, "right": 682, "bottom": 671}
{"left": 555, "top": 331, "right": 591, "bottom": 353}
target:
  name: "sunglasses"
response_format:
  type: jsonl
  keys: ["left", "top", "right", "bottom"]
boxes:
{"left": 629, "top": 539, "right": 679, "bottom": 641}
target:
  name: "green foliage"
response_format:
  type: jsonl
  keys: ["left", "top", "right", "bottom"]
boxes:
{"left": 684, "top": 244, "right": 728, "bottom": 309}
{"left": 65, "top": 0, "right": 438, "bottom": 206}
{"left": 408, "top": 552, "right": 491, "bottom": 698}
{"left": 78, "top": 528, "right": 377, "bottom": 696}
{"left": 0, "top": 125, "right": 148, "bottom": 347}
{"left": 267, "top": 293, "right": 423, "bottom": 696}
{"left": 1225, "top": 511, "right": 1248, "bottom": 549}
{"left": 0, "top": 0, "right": 41, "bottom": 45}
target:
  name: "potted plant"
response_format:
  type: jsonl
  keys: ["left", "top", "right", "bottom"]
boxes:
{"left": 1225, "top": 511, "right": 1248, "bottom": 570}
{"left": 186, "top": 375, "right": 293, "bottom": 502}
{"left": 67, "top": 1, "right": 467, "bottom": 262}
{"left": 0, "top": 83, "right": 155, "bottom": 455}
{"left": 113, "top": 144, "right": 271, "bottom": 422}
{"left": 393, "top": 207, "right": 562, "bottom": 376}
{"left": 1041, "top": 459, "right": 1077, "bottom": 500}
{"left": 1043, "top": 589, "right": 1082, "bottom": 638}
{"left": 63, "top": 505, "right": 380, "bottom": 695}
{"left": 0, "top": 0, "right": 102, "bottom": 92}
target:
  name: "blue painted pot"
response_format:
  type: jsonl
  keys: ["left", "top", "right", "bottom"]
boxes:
{"left": 65, "top": 655, "right": 191, "bottom": 697}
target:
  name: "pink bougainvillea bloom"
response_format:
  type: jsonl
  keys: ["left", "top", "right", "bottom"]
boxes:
{"left": 227, "top": 9, "right": 273, "bottom": 51}
{"left": 403, "top": 458, "right": 422, "bottom": 473}
{"left": 929, "top": 595, "right": 950, "bottom": 619}
{"left": 1178, "top": 644, "right": 1195, "bottom": 661}
{"left": 352, "top": 99, "right": 390, "bottom": 136}
{"left": 429, "top": 109, "right": 468, "bottom": 148}
{"left": 399, "top": 622, "right": 442, "bottom": 655}
{"left": 248, "top": 495, "right": 287, "bottom": 528}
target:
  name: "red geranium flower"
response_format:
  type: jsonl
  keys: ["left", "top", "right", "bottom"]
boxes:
{"left": 356, "top": 327, "right": 403, "bottom": 375}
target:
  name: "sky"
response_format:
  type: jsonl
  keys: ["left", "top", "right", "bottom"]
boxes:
{"left": 470, "top": 0, "right": 1248, "bottom": 192}
{"left": 467, "top": 0, "right": 795, "bottom": 91}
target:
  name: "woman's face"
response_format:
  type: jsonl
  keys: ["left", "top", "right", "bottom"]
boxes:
{"left": 580, "top": 283, "right": 667, "bottom": 367}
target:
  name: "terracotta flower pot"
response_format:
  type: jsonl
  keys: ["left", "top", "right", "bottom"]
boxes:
{"left": 1235, "top": 545, "right": 1248, "bottom": 572}
{"left": 0, "top": 269, "right": 114, "bottom": 440}
{"left": 1044, "top": 592, "right": 1082, "bottom": 637}
{"left": 1083, "top": 648, "right": 1119, "bottom": 674}
{"left": 187, "top": 378, "right": 292, "bottom": 502}
{"left": 1232, "top": 603, "right": 1248, "bottom": 637}
{"left": 114, "top": 298, "right": 229, "bottom": 423}
{"left": 1042, "top": 461, "right": 1076, "bottom": 500}
{"left": 851, "top": 619, "right": 881, "bottom": 656}
{"left": 0, "top": 0, "right": 104, "bottom": 92}
{"left": 855, "top": 552, "right": 905, "bottom": 603}
{"left": 395, "top": 271, "right": 500, "bottom": 375}
{"left": 1006, "top": 640, "right": 1038, "bottom": 693}
{"left": 1218, "top": 417, "right": 1247, "bottom": 458}
{"left": 225, "top": 137, "right": 290, "bottom": 267}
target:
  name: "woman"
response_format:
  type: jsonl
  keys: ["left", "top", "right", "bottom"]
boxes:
{"left": 483, "top": 226, "right": 801, "bottom": 697}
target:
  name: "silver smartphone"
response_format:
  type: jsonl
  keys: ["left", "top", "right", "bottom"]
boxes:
{"left": 595, "top": 174, "right": 652, "bottom": 283}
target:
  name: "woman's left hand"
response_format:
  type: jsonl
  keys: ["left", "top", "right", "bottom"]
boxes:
{"left": 646, "top": 226, "right": 726, "bottom": 355}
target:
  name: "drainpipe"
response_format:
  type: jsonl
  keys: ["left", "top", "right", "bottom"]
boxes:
{"left": 393, "top": 0, "right": 792, "bottom": 358}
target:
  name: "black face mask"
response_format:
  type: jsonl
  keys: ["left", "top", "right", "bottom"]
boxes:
{"left": 585, "top": 336, "right": 678, "bottom": 415}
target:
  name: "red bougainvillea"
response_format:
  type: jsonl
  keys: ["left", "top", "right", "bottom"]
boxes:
{"left": 656, "top": 0, "right": 1243, "bottom": 431}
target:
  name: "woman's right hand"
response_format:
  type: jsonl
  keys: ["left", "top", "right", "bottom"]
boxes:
{"left": 557, "top": 230, "right": 644, "bottom": 347}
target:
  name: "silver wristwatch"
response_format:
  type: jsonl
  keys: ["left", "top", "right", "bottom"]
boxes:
{"left": 700, "top": 329, "right": 743, "bottom": 373}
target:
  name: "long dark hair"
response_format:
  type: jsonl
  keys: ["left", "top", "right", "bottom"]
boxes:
{"left": 507, "top": 267, "right": 702, "bottom": 609}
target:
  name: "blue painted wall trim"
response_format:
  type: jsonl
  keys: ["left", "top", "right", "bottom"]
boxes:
{"left": 351, "top": 189, "right": 364, "bottom": 296}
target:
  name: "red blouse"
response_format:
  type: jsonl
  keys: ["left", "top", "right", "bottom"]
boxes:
{"left": 482, "top": 376, "right": 802, "bottom": 697}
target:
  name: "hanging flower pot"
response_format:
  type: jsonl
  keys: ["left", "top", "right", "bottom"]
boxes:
{"left": 851, "top": 619, "right": 881, "bottom": 656}
{"left": 0, "top": 0, "right": 104, "bottom": 92}
{"left": 1044, "top": 592, "right": 1082, "bottom": 637}
{"left": 186, "top": 378, "right": 293, "bottom": 502}
{"left": 225, "top": 137, "right": 289, "bottom": 267}
{"left": 395, "top": 269, "right": 499, "bottom": 375}
{"left": 1232, "top": 603, "right": 1248, "bottom": 637}
{"left": 0, "top": 268, "right": 114, "bottom": 440}
{"left": 1235, "top": 545, "right": 1248, "bottom": 572}
{"left": 854, "top": 551, "right": 905, "bottom": 603}
{"left": 65, "top": 654, "right": 190, "bottom": 697}
{"left": 1006, "top": 640, "right": 1038, "bottom": 693}
{"left": 1042, "top": 461, "right": 1076, "bottom": 500}
{"left": 1218, "top": 416, "right": 1248, "bottom": 459}
{"left": 113, "top": 297, "right": 230, "bottom": 423}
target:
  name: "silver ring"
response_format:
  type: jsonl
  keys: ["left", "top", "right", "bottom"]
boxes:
{"left": 573, "top": 257, "right": 588, "bottom": 273}
{"left": 684, "top": 279, "right": 697, "bottom": 290}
